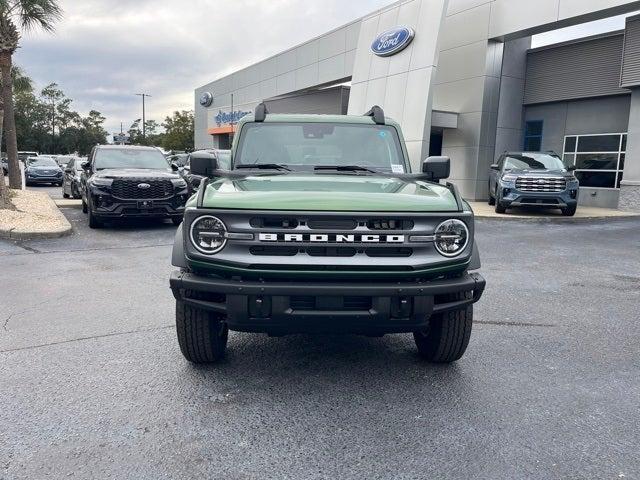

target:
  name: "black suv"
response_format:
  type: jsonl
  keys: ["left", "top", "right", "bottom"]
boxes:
{"left": 80, "top": 145, "right": 189, "bottom": 228}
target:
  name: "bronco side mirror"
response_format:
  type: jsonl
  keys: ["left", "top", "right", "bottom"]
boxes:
{"left": 422, "top": 156, "right": 450, "bottom": 181}
{"left": 80, "top": 161, "right": 90, "bottom": 171}
{"left": 490, "top": 164, "right": 500, "bottom": 170}
{"left": 189, "top": 152, "right": 219, "bottom": 177}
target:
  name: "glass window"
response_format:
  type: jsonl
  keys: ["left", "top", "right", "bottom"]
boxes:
{"left": 564, "top": 136, "right": 577, "bottom": 153}
{"left": 575, "top": 171, "right": 616, "bottom": 188}
{"left": 575, "top": 153, "right": 619, "bottom": 170}
{"left": 27, "top": 158, "right": 58, "bottom": 167}
{"left": 94, "top": 148, "right": 169, "bottom": 170}
{"left": 577, "top": 135, "right": 620, "bottom": 152}
{"left": 563, "top": 133, "right": 626, "bottom": 189}
{"left": 235, "top": 123, "right": 406, "bottom": 173}
{"left": 523, "top": 121, "right": 543, "bottom": 152}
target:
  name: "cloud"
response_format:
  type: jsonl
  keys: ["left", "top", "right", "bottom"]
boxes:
{"left": 14, "top": 0, "right": 394, "bottom": 137}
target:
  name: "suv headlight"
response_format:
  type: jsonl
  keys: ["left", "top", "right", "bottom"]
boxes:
{"left": 500, "top": 174, "right": 517, "bottom": 186}
{"left": 434, "top": 219, "right": 469, "bottom": 257}
{"left": 89, "top": 177, "right": 112, "bottom": 187}
{"left": 190, "top": 215, "right": 227, "bottom": 254}
{"left": 172, "top": 178, "right": 187, "bottom": 189}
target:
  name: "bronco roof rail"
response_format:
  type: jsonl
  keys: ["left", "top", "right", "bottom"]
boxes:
{"left": 254, "top": 103, "right": 268, "bottom": 122}
{"left": 364, "top": 105, "right": 385, "bottom": 125}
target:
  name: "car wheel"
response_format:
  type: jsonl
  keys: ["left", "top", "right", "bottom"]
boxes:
{"left": 495, "top": 202, "right": 506, "bottom": 214}
{"left": 88, "top": 203, "right": 102, "bottom": 229}
{"left": 176, "top": 292, "right": 228, "bottom": 363}
{"left": 561, "top": 205, "right": 577, "bottom": 217}
{"left": 488, "top": 186, "right": 496, "bottom": 206}
{"left": 414, "top": 291, "right": 473, "bottom": 363}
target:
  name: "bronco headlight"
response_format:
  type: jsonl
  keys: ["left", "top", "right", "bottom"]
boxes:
{"left": 190, "top": 215, "right": 227, "bottom": 254}
{"left": 434, "top": 219, "right": 469, "bottom": 257}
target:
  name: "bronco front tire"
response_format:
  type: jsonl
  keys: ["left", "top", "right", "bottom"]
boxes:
{"left": 176, "top": 293, "right": 228, "bottom": 363}
{"left": 413, "top": 291, "right": 473, "bottom": 363}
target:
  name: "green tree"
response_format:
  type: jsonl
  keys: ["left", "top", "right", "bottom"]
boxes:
{"left": 162, "top": 110, "right": 194, "bottom": 152}
{"left": 0, "top": 0, "right": 63, "bottom": 190}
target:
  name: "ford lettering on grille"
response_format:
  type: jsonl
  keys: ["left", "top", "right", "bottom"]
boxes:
{"left": 259, "top": 233, "right": 405, "bottom": 243}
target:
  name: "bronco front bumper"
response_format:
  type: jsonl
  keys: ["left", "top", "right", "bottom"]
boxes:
{"left": 170, "top": 270, "right": 486, "bottom": 334}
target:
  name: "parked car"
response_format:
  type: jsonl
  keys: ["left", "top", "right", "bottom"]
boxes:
{"left": 80, "top": 145, "right": 189, "bottom": 228}
{"left": 54, "top": 155, "right": 77, "bottom": 169}
{"left": 489, "top": 151, "right": 579, "bottom": 216}
{"left": 18, "top": 151, "right": 39, "bottom": 163}
{"left": 179, "top": 149, "right": 230, "bottom": 191}
{"left": 62, "top": 157, "right": 84, "bottom": 199}
{"left": 169, "top": 103, "right": 485, "bottom": 364}
{"left": 24, "top": 156, "right": 64, "bottom": 186}
{"left": 167, "top": 153, "right": 189, "bottom": 168}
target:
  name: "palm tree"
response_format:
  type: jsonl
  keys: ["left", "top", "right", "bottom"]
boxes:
{"left": 0, "top": 0, "right": 62, "bottom": 191}
{"left": 0, "top": 64, "right": 32, "bottom": 206}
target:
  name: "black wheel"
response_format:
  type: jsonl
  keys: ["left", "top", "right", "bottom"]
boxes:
{"left": 561, "top": 205, "right": 577, "bottom": 217}
{"left": 172, "top": 217, "right": 182, "bottom": 226}
{"left": 495, "top": 202, "right": 506, "bottom": 214}
{"left": 488, "top": 186, "right": 496, "bottom": 206}
{"left": 176, "top": 292, "right": 228, "bottom": 363}
{"left": 88, "top": 204, "right": 103, "bottom": 229}
{"left": 414, "top": 291, "right": 473, "bottom": 363}
{"left": 81, "top": 198, "right": 88, "bottom": 213}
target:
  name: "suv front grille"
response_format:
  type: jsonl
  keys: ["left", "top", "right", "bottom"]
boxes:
{"left": 516, "top": 177, "right": 566, "bottom": 193}
{"left": 112, "top": 179, "right": 173, "bottom": 199}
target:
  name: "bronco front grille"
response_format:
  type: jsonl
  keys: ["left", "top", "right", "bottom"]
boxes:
{"left": 516, "top": 177, "right": 566, "bottom": 193}
{"left": 112, "top": 179, "right": 173, "bottom": 199}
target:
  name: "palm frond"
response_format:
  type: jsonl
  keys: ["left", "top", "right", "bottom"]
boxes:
{"left": 16, "top": 0, "right": 63, "bottom": 33}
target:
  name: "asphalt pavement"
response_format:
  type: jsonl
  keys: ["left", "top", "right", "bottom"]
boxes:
{"left": 1, "top": 207, "right": 639, "bottom": 479}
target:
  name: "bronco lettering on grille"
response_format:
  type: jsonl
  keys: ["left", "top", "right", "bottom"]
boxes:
{"left": 258, "top": 233, "right": 405, "bottom": 243}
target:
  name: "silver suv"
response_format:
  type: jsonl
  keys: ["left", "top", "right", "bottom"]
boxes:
{"left": 488, "top": 152, "right": 579, "bottom": 216}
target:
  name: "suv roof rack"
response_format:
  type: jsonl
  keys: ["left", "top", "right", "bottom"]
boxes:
{"left": 364, "top": 105, "right": 385, "bottom": 125}
{"left": 255, "top": 103, "right": 268, "bottom": 122}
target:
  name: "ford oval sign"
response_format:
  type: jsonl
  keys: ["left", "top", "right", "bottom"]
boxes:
{"left": 371, "top": 26, "right": 415, "bottom": 57}
{"left": 199, "top": 91, "right": 213, "bottom": 107}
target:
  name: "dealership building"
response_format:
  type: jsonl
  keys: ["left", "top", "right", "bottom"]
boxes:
{"left": 195, "top": 0, "right": 640, "bottom": 210}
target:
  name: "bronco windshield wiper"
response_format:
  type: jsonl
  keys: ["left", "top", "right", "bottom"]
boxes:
{"left": 235, "top": 163, "right": 291, "bottom": 171}
{"left": 313, "top": 165, "right": 379, "bottom": 174}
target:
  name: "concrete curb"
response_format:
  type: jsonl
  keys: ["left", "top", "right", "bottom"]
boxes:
{"left": 0, "top": 224, "right": 72, "bottom": 240}
{"left": 0, "top": 189, "right": 73, "bottom": 240}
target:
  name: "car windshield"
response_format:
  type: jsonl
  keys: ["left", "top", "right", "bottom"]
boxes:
{"left": 235, "top": 122, "right": 406, "bottom": 173}
{"left": 28, "top": 158, "right": 58, "bottom": 167}
{"left": 94, "top": 149, "right": 169, "bottom": 170}
{"left": 504, "top": 153, "right": 565, "bottom": 171}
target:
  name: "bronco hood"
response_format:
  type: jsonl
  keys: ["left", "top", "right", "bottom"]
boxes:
{"left": 194, "top": 173, "right": 460, "bottom": 212}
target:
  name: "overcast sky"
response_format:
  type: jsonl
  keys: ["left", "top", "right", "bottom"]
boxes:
{"left": 14, "top": 0, "right": 637, "bottom": 140}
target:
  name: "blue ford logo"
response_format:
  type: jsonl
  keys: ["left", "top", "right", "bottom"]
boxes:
{"left": 371, "top": 26, "right": 415, "bottom": 57}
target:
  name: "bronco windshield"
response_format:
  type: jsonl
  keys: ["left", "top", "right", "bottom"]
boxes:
{"left": 504, "top": 153, "right": 566, "bottom": 171}
{"left": 235, "top": 122, "right": 407, "bottom": 173}
{"left": 94, "top": 149, "right": 169, "bottom": 170}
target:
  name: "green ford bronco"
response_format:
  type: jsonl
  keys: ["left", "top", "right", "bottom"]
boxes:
{"left": 170, "top": 104, "right": 485, "bottom": 364}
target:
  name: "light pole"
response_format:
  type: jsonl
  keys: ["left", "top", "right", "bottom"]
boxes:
{"left": 135, "top": 93, "right": 152, "bottom": 140}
